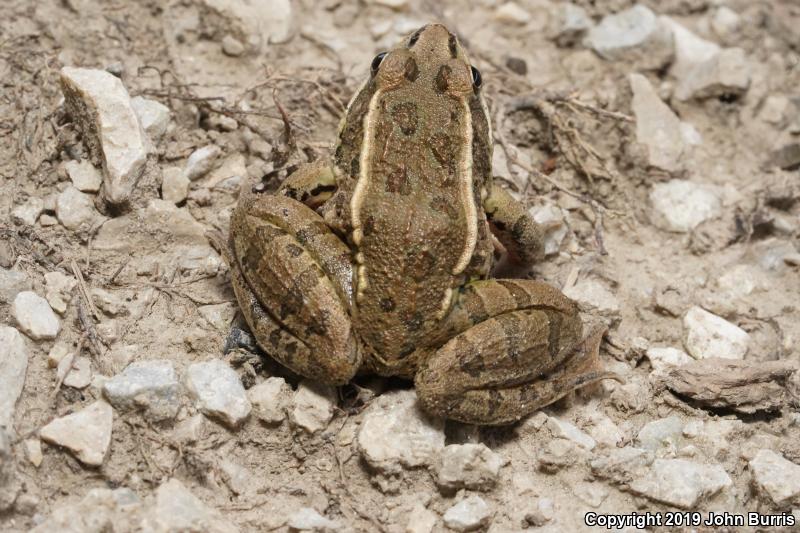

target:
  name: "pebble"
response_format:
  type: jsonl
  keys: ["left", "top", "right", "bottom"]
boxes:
{"left": 147, "top": 478, "right": 239, "bottom": 533}
{"left": 645, "top": 347, "right": 693, "bottom": 372}
{"left": 43, "top": 271, "right": 76, "bottom": 315}
{"left": 524, "top": 498, "right": 554, "bottom": 526}
{"left": 590, "top": 446, "right": 654, "bottom": 486}
{"left": 172, "top": 414, "right": 207, "bottom": 444}
{"left": 546, "top": 416, "right": 596, "bottom": 450}
{"left": 40, "top": 400, "right": 113, "bottom": 466}
{"left": 675, "top": 47, "right": 750, "bottom": 101}
{"left": 12, "top": 291, "right": 60, "bottom": 340}
{"left": 583, "top": 5, "right": 673, "bottom": 70}
{"left": 629, "top": 73, "right": 688, "bottom": 173}
{"left": 682, "top": 306, "right": 749, "bottom": 359}
{"left": 221, "top": 35, "right": 245, "bottom": 57}
{"left": 406, "top": 502, "right": 437, "bottom": 533}
{"left": 91, "top": 287, "right": 128, "bottom": 316}
{"left": 55, "top": 186, "right": 102, "bottom": 231}
{"left": 571, "top": 481, "right": 609, "bottom": 507}
{"left": 185, "top": 145, "right": 222, "bottom": 181}
{"left": 436, "top": 443, "right": 505, "bottom": 491}
{"left": 367, "top": 0, "right": 408, "bottom": 8}
{"left": 59, "top": 356, "right": 92, "bottom": 389}
{"left": 495, "top": 2, "right": 530, "bottom": 25}
{"left": 0, "top": 268, "right": 32, "bottom": 304}
{"left": 60, "top": 67, "right": 148, "bottom": 205}
{"left": 161, "top": 166, "right": 190, "bottom": 204}
{"left": 537, "top": 438, "right": 581, "bottom": 471}
{"left": 248, "top": 377, "right": 291, "bottom": 424}
{"left": 563, "top": 278, "right": 620, "bottom": 320}
{"left": 443, "top": 495, "right": 491, "bottom": 532}
{"left": 649, "top": 179, "right": 721, "bottom": 233}
{"left": 11, "top": 197, "right": 44, "bottom": 226}
{"left": 287, "top": 507, "right": 340, "bottom": 531}
{"left": 629, "top": 458, "right": 732, "bottom": 509}
{"left": 64, "top": 160, "right": 102, "bottom": 193}
{"left": 218, "top": 458, "right": 252, "bottom": 496}
{"left": 553, "top": 3, "right": 592, "bottom": 47}
{"left": 198, "top": 302, "right": 237, "bottom": 332}
{"left": 39, "top": 214, "right": 58, "bottom": 226}
{"left": 357, "top": 389, "right": 445, "bottom": 474}
{"left": 0, "top": 327, "right": 28, "bottom": 430}
{"left": 584, "top": 412, "right": 624, "bottom": 448}
{"left": 771, "top": 143, "right": 800, "bottom": 171}
{"left": 103, "top": 360, "right": 182, "bottom": 421}
{"left": 289, "top": 380, "right": 336, "bottom": 434}
{"left": 748, "top": 449, "right": 800, "bottom": 507}
{"left": 662, "top": 18, "right": 720, "bottom": 81}
{"left": 710, "top": 6, "right": 741, "bottom": 41}
{"left": 529, "top": 203, "right": 568, "bottom": 255}
{"left": 760, "top": 95, "right": 792, "bottom": 126}
{"left": 636, "top": 416, "right": 684, "bottom": 452}
{"left": 24, "top": 438, "right": 42, "bottom": 467}
{"left": 185, "top": 359, "right": 251, "bottom": 428}
{"left": 130, "top": 96, "right": 170, "bottom": 140}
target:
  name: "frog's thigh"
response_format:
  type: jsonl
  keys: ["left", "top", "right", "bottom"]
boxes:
{"left": 231, "top": 194, "right": 360, "bottom": 385}
{"left": 484, "top": 184, "right": 544, "bottom": 267}
{"left": 416, "top": 280, "right": 607, "bottom": 425}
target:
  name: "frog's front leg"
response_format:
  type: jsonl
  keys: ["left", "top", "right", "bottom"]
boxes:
{"left": 484, "top": 184, "right": 545, "bottom": 268}
{"left": 415, "top": 279, "right": 618, "bottom": 425}
{"left": 230, "top": 185, "right": 361, "bottom": 385}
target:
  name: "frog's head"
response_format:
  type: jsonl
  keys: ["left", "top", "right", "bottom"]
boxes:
{"left": 370, "top": 23, "right": 481, "bottom": 98}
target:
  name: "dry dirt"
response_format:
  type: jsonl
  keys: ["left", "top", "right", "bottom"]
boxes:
{"left": 2, "top": 0, "right": 800, "bottom": 532}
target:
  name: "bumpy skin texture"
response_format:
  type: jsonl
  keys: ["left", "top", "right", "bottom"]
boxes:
{"left": 228, "top": 24, "right": 613, "bottom": 425}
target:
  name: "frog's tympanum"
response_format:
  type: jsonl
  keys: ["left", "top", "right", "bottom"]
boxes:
{"left": 227, "top": 24, "right": 616, "bottom": 425}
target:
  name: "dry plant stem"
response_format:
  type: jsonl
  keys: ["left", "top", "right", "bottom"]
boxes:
{"left": 71, "top": 259, "right": 100, "bottom": 319}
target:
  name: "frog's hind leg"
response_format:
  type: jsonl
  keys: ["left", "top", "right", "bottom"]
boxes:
{"left": 230, "top": 192, "right": 361, "bottom": 385}
{"left": 415, "top": 279, "right": 619, "bottom": 425}
{"left": 484, "top": 184, "right": 545, "bottom": 268}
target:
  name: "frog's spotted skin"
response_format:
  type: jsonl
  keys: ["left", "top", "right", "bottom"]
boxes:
{"left": 227, "top": 23, "right": 617, "bottom": 425}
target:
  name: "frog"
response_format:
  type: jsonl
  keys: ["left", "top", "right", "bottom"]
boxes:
{"left": 226, "top": 23, "right": 618, "bottom": 425}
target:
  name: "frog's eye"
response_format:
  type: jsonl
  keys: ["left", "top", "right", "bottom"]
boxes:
{"left": 470, "top": 66, "right": 482, "bottom": 88}
{"left": 371, "top": 52, "right": 388, "bottom": 74}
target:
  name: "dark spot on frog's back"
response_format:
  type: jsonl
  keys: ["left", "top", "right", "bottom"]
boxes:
{"left": 430, "top": 195, "right": 459, "bottom": 220}
{"left": 391, "top": 102, "right": 418, "bottom": 136}
{"left": 285, "top": 243, "right": 303, "bottom": 258}
{"left": 404, "top": 57, "right": 419, "bottom": 82}
{"left": 448, "top": 33, "right": 457, "bottom": 58}
{"left": 429, "top": 131, "right": 457, "bottom": 166}
{"left": 435, "top": 65, "right": 452, "bottom": 93}
{"left": 379, "top": 297, "right": 395, "bottom": 311}
{"left": 385, "top": 166, "right": 411, "bottom": 195}
{"left": 363, "top": 215, "right": 376, "bottom": 236}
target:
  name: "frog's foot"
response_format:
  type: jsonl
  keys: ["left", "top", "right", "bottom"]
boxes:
{"left": 415, "top": 279, "right": 619, "bottom": 425}
{"left": 230, "top": 192, "right": 361, "bottom": 385}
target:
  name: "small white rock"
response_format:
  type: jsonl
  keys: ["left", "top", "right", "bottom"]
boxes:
{"left": 91, "top": 287, "right": 128, "bottom": 316}
{"left": 161, "top": 167, "right": 190, "bottom": 204}
{"left": 553, "top": 3, "right": 592, "bottom": 46}
{"left": 40, "top": 400, "right": 113, "bottom": 466}
{"left": 184, "top": 145, "right": 222, "bottom": 181}
{"left": 529, "top": 203, "right": 568, "bottom": 255}
{"left": 636, "top": 416, "right": 684, "bottom": 452}
{"left": 289, "top": 380, "right": 336, "bottom": 434}
{"left": 406, "top": 502, "right": 437, "bottom": 533}
{"left": 44, "top": 271, "right": 77, "bottom": 315}
{"left": 662, "top": 18, "right": 720, "bottom": 81}
{"left": 710, "top": 7, "right": 741, "bottom": 40}
{"left": 645, "top": 347, "right": 693, "bottom": 372}
{"left": 186, "top": 359, "right": 251, "bottom": 428}
{"left": 584, "top": 5, "right": 673, "bottom": 70}
{"left": 367, "top": 0, "right": 408, "bottom": 8}
{"left": 55, "top": 186, "right": 102, "bottom": 231}
{"left": 563, "top": 279, "right": 620, "bottom": 319}
{"left": 198, "top": 302, "right": 236, "bottom": 332}
{"left": 12, "top": 291, "right": 60, "bottom": 340}
{"left": 146, "top": 478, "right": 239, "bottom": 533}
{"left": 221, "top": 35, "right": 245, "bottom": 57}
{"left": 524, "top": 498, "right": 554, "bottom": 526}
{"left": 11, "top": 197, "right": 44, "bottom": 226}
{"left": 0, "top": 268, "right": 32, "bottom": 304}
{"left": 630, "top": 458, "right": 732, "bottom": 509}
{"left": 749, "top": 449, "right": 800, "bottom": 507}
{"left": 24, "top": 438, "right": 42, "bottom": 467}
{"left": 546, "top": 416, "right": 596, "bottom": 450}
{"left": 436, "top": 443, "right": 505, "bottom": 490}
{"left": 65, "top": 160, "right": 103, "bottom": 193}
{"left": 172, "top": 414, "right": 207, "bottom": 445}
{"left": 287, "top": 507, "right": 340, "bottom": 531}
{"left": 495, "top": 2, "right": 531, "bottom": 25}
{"left": 59, "top": 356, "right": 92, "bottom": 389}
{"left": 0, "top": 326, "right": 28, "bottom": 430}
{"left": 443, "top": 495, "right": 492, "bottom": 532}
{"left": 103, "top": 360, "right": 182, "bottom": 421}
{"left": 47, "top": 343, "right": 71, "bottom": 368}
{"left": 649, "top": 179, "right": 722, "bottom": 233}
{"left": 357, "top": 389, "right": 445, "bottom": 474}
{"left": 130, "top": 96, "right": 171, "bottom": 140}
{"left": 675, "top": 47, "right": 750, "bottom": 101}
{"left": 248, "top": 377, "right": 291, "bottom": 424}
{"left": 683, "top": 306, "right": 749, "bottom": 359}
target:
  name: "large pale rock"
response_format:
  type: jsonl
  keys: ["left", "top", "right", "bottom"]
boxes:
{"left": 683, "top": 306, "right": 749, "bottom": 359}
{"left": 289, "top": 381, "right": 336, "bottom": 434}
{"left": 248, "top": 377, "right": 291, "bottom": 424}
{"left": 675, "top": 48, "right": 750, "bottom": 101}
{"left": 357, "top": 390, "right": 445, "bottom": 474}
{"left": 662, "top": 18, "right": 720, "bottom": 81}
{"left": 40, "top": 400, "right": 113, "bottom": 466}
{"left": 584, "top": 5, "right": 673, "bottom": 70}
{"left": 12, "top": 291, "right": 60, "bottom": 340}
{"left": 60, "top": 67, "right": 148, "bottom": 205}
{"left": 103, "top": 360, "right": 182, "bottom": 421}
{"left": 649, "top": 179, "right": 721, "bottom": 233}
{"left": 443, "top": 495, "right": 492, "bottom": 532}
{"left": 436, "top": 443, "right": 505, "bottom": 491}
{"left": 629, "top": 74, "right": 687, "bottom": 173}
{"left": 55, "top": 186, "right": 103, "bottom": 231}
{"left": 186, "top": 359, "right": 251, "bottom": 428}
{"left": 749, "top": 449, "right": 800, "bottom": 507}
{"left": 0, "top": 327, "right": 28, "bottom": 430}
{"left": 630, "top": 458, "right": 732, "bottom": 509}
{"left": 65, "top": 160, "right": 103, "bottom": 193}
{"left": 144, "top": 478, "right": 239, "bottom": 533}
